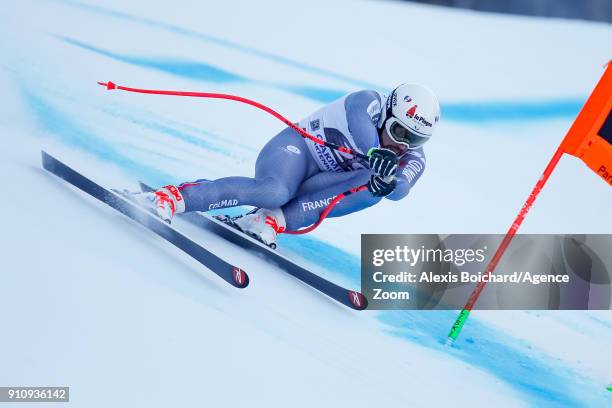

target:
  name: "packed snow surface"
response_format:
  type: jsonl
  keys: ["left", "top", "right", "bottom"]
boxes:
{"left": 1, "top": 1, "right": 611, "bottom": 406}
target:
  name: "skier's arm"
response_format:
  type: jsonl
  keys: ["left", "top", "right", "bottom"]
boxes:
{"left": 386, "top": 148, "right": 426, "bottom": 201}
{"left": 344, "top": 90, "right": 383, "bottom": 153}
{"left": 281, "top": 150, "right": 425, "bottom": 230}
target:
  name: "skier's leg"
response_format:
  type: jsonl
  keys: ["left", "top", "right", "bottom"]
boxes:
{"left": 281, "top": 169, "right": 381, "bottom": 230}
{"left": 178, "top": 127, "right": 318, "bottom": 212}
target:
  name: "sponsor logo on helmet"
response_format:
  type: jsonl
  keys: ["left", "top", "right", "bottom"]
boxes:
{"left": 310, "top": 119, "right": 320, "bottom": 131}
{"left": 414, "top": 114, "right": 433, "bottom": 128}
{"left": 406, "top": 104, "right": 417, "bottom": 118}
{"left": 404, "top": 96, "right": 412, "bottom": 103}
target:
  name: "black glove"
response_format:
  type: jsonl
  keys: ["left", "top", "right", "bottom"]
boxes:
{"left": 367, "top": 175, "right": 397, "bottom": 197}
{"left": 368, "top": 148, "right": 399, "bottom": 178}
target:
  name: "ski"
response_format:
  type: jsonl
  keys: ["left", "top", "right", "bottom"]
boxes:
{"left": 139, "top": 182, "right": 368, "bottom": 310}
{"left": 41, "top": 151, "right": 249, "bottom": 289}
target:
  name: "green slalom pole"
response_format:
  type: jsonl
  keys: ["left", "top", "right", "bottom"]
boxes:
{"left": 447, "top": 309, "right": 471, "bottom": 342}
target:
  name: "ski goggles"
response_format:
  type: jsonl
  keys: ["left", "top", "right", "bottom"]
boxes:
{"left": 384, "top": 116, "right": 430, "bottom": 149}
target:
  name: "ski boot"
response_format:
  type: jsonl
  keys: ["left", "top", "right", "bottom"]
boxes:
{"left": 226, "top": 208, "right": 286, "bottom": 249}
{"left": 133, "top": 185, "right": 185, "bottom": 223}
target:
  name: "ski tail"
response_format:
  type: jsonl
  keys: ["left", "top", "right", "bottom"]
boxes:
{"left": 41, "top": 151, "right": 249, "bottom": 289}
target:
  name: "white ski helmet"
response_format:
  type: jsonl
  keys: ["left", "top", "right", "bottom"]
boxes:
{"left": 384, "top": 83, "right": 440, "bottom": 149}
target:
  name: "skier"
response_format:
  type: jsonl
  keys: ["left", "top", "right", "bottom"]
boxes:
{"left": 145, "top": 84, "right": 440, "bottom": 247}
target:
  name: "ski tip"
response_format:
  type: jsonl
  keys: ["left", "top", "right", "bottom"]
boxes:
{"left": 98, "top": 81, "right": 116, "bottom": 90}
{"left": 348, "top": 290, "right": 368, "bottom": 310}
{"left": 231, "top": 267, "right": 249, "bottom": 289}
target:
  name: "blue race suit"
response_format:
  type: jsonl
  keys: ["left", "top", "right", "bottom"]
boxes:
{"left": 178, "top": 90, "right": 426, "bottom": 230}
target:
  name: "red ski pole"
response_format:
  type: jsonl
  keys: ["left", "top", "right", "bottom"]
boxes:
{"left": 98, "top": 81, "right": 369, "bottom": 160}
{"left": 283, "top": 185, "right": 369, "bottom": 235}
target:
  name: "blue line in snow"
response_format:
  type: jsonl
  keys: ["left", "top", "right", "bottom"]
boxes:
{"left": 96, "top": 105, "right": 258, "bottom": 154}
{"left": 21, "top": 88, "right": 177, "bottom": 186}
{"left": 54, "top": 0, "right": 586, "bottom": 121}
{"left": 279, "top": 85, "right": 347, "bottom": 104}
{"left": 54, "top": 0, "right": 381, "bottom": 90}
{"left": 102, "top": 108, "right": 236, "bottom": 157}
{"left": 59, "top": 35, "right": 583, "bottom": 120}
{"left": 444, "top": 99, "right": 584, "bottom": 122}
{"left": 285, "top": 237, "right": 598, "bottom": 407}
{"left": 57, "top": 36, "right": 346, "bottom": 103}
{"left": 379, "top": 311, "right": 592, "bottom": 407}
{"left": 278, "top": 233, "right": 361, "bottom": 278}
{"left": 59, "top": 37, "right": 245, "bottom": 83}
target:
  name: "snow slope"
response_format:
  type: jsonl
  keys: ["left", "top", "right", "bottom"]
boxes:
{"left": 0, "top": 0, "right": 611, "bottom": 406}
